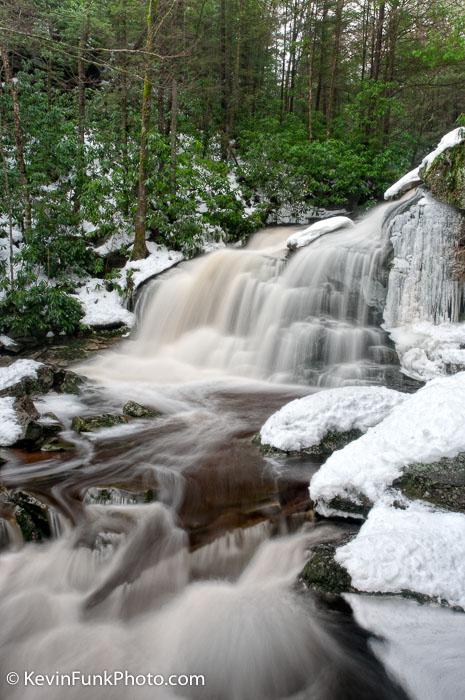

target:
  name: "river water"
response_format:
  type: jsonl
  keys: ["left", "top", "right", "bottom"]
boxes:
{"left": 0, "top": 209, "right": 463, "bottom": 699}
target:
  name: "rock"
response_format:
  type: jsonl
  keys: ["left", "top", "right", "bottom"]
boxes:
{"left": 122, "top": 401, "right": 160, "bottom": 418}
{"left": 301, "top": 539, "right": 355, "bottom": 595}
{"left": 423, "top": 142, "right": 465, "bottom": 210}
{"left": 257, "top": 429, "right": 362, "bottom": 457}
{"left": 71, "top": 413, "right": 130, "bottom": 433}
{"left": 324, "top": 495, "right": 372, "bottom": 518}
{"left": 12, "top": 398, "right": 68, "bottom": 450}
{"left": 394, "top": 454, "right": 465, "bottom": 512}
{"left": 9, "top": 491, "right": 51, "bottom": 542}
{"left": 40, "top": 437, "right": 75, "bottom": 452}
{"left": 52, "top": 368, "right": 84, "bottom": 394}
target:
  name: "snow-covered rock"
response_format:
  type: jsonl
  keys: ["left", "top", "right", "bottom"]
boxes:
{"left": 384, "top": 167, "right": 422, "bottom": 201}
{"left": 0, "top": 335, "right": 19, "bottom": 352}
{"left": 286, "top": 216, "right": 354, "bottom": 250}
{"left": 384, "top": 127, "right": 465, "bottom": 200}
{"left": 0, "top": 360, "right": 43, "bottom": 393}
{"left": 420, "top": 127, "right": 465, "bottom": 173}
{"left": 337, "top": 499, "right": 465, "bottom": 609}
{"left": 310, "top": 372, "right": 465, "bottom": 509}
{"left": 260, "top": 386, "right": 406, "bottom": 453}
{"left": 0, "top": 396, "right": 23, "bottom": 446}
{"left": 72, "top": 279, "right": 134, "bottom": 329}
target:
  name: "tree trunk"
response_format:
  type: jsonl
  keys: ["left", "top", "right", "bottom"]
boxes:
{"left": 74, "top": 9, "right": 89, "bottom": 214}
{"left": 327, "top": 0, "right": 345, "bottom": 130}
{"left": 0, "top": 87, "right": 14, "bottom": 284}
{"left": 0, "top": 45, "right": 32, "bottom": 239}
{"left": 219, "top": 0, "right": 229, "bottom": 159}
{"left": 133, "top": 0, "right": 157, "bottom": 261}
{"left": 170, "top": 77, "right": 178, "bottom": 189}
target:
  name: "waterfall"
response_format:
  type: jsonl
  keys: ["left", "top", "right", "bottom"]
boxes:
{"left": 85, "top": 204, "right": 397, "bottom": 388}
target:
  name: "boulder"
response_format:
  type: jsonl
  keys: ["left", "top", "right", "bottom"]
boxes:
{"left": 422, "top": 142, "right": 465, "bottom": 211}
{"left": 394, "top": 454, "right": 465, "bottom": 512}
{"left": 122, "top": 401, "right": 161, "bottom": 418}
{"left": 301, "top": 539, "right": 355, "bottom": 595}
{"left": 71, "top": 413, "right": 130, "bottom": 433}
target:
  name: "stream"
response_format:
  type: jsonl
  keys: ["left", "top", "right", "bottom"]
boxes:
{"left": 0, "top": 210, "right": 464, "bottom": 699}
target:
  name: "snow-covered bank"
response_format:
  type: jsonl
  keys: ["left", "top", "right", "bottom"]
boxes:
{"left": 72, "top": 279, "right": 135, "bottom": 329}
{"left": 260, "top": 386, "right": 405, "bottom": 453}
{"left": 310, "top": 372, "right": 465, "bottom": 508}
{"left": 121, "top": 242, "right": 184, "bottom": 289}
{"left": 337, "top": 499, "right": 465, "bottom": 609}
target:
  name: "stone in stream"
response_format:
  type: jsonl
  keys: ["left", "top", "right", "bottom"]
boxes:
{"left": 394, "top": 454, "right": 465, "bottom": 512}
{"left": 8, "top": 491, "right": 51, "bottom": 542}
{"left": 301, "top": 539, "right": 356, "bottom": 595}
{"left": 122, "top": 401, "right": 161, "bottom": 418}
{"left": 71, "top": 413, "right": 130, "bottom": 433}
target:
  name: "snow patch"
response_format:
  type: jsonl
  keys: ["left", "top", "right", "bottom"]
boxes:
{"left": 337, "top": 500, "right": 465, "bottom": 609}
{"left": 72, "top": 279, "right": 134, "bottom": 329}
{"left": 0, "top": 359, "right": 43, "bottom": 392}
{"left": 310, "top": 371, "right": 465, "bottom": 506}
{"left": 0, "top": 396, "right": 22, "bottom": 446}
{"left": 421, "top": 127, "right": 465, "bottom": 172}
{"left": 286, "top": 216, "right": 354, "bottom": 250}
{"left": 260, "top": 386, "right": 406, "bottom": 452}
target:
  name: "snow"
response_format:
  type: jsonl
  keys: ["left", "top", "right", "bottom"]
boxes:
{"left": 337, "top": 499, "right": 465, "bottom": 609}
{"left": 384, "top": 167, "right": 421, "bottom": 200}
{"left": 72, "top": 278, "right": 134, "bottom": 329}
{"left": 0, "top": 335, "right": 18, "bottom": 350}
{"left": 347, "top": 595, "right": 465, "bottom": 700}
{"left": 286, "top": 216, "right": 354, "bottom": 250}
{"left": 94, "top": 229, "right": 132, "bottom": 257}
{"left": 260, "top": 386, "right": 406, "bottom": 452}
{"left": 0, "top": 359, "right": 43, "bottom": 392}
{"left": 310, "top": 371, "right": 465, "bottom": 507}
{"left": 121, "top": 242, "right": 184, "bottom": 289}
{"left": 0, "top": 396, "right": 22, "bottom": 446}
{"left": 421, "top": 127, "right": 465, "bottom": 172}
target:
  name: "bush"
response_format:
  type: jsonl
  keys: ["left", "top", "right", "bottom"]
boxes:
{"left": 0, "top": 283, "right": 84, "bottom": 337}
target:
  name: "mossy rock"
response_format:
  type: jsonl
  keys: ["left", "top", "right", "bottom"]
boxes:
{"left": 52, "top": 369, "right": 84, "bottom": 395}
{"left": 423, "top": 142, "right": 465, "bottom": 210}
{"left": 9, "top": 491, "right": 51, "bottom": 542}
{"left": 122, "top": 401, "right": 161, "bottom": 419}
{"left": 324, "top": 494, "right": 372, "bottom": 518}
{"left": 394, "top": 454, "right": 465, "bottom": 512}
{"left": 301, "top": 539, "right": 355, "bottom": 595}
{"left": 71, "top": 413, "right": 130, "bottom": 433}
{"left": 256, "top": 429, "right": 363, "bottom": 457}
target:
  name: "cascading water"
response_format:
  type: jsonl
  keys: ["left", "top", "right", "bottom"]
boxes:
{"left": 0, "top": 201, "right": 452, "bottom": 700}
{"left": 85, "top": 203, "right": 397, "bottom": 389}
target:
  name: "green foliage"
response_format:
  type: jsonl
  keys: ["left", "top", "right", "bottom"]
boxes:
{"left": 0, "top": 283, "right": 83, "bottom": 337}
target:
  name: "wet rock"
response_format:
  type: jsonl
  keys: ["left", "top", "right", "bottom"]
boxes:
{"left": 40, "top": 437, "right": 75, "bottom": 452}
{"left": 122, "top": 401, "right": 161, "bottom": 418}
{"left": 9, "top": 491, "right": 51, "bottom": 542}
{"left": 394, "top": 454, "right": 465, "bottom": 512}
{"left": 52, "top": 368, "right": 84, "bottom": 395}
{"left": 301, "top": 539, "right": 355, "bottom": 595}
{"left": 13, "top": 399, "right": 67, "bottom": 450}
{"left": 71, "top": 413, "right": 130, "bottom": 433}
{"left": 324, "top": 495, "right": 372, "bottom": 519}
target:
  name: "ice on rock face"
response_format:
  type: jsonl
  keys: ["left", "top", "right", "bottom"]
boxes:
{"left": 382, "top": 192, "right": 465, "bottom": 380}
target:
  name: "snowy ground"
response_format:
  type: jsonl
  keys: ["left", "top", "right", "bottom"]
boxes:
{"left": 260, "top": 386, "right": 405, "bottom": 452}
